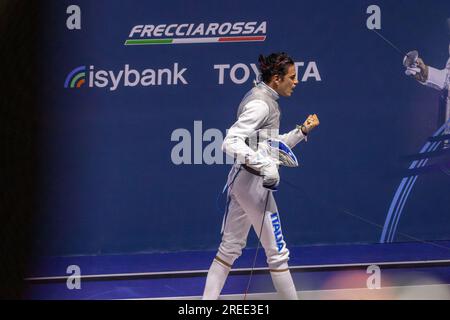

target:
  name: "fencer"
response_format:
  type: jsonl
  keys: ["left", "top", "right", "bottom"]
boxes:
{"left": 202, "top": 52, "right": 320, "bottom": 300}
{"left": 404, "top": 18, "right": 450, "bottom": 146}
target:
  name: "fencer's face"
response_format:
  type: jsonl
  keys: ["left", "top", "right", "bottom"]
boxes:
{"left": 274, "top": 64, "right": 298, "bottom": 97}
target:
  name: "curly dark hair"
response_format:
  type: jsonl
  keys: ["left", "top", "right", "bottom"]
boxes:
{"left": 258, "top": 52, "right": 294, "bottom": 84}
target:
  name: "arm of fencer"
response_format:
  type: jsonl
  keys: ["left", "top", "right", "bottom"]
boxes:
{"left": 424, "top": 66, "right": 449, "bottom": 91}
{"left": 277, "top": 126, "right": 307, "bottom": 149}
{"left": 222, "top": 100, "right": 273, "bottom": 170}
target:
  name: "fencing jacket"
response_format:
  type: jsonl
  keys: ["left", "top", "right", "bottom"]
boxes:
{"left": 425, "top": 55, "right": 450, "bottom": 91}
{"left": 222, "top": 82, "right": 306, "bottom": 172}
{"left": 425, "top": 46, "right": 450, "bottom": 133}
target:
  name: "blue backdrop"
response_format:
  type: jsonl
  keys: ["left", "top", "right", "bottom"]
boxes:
{"left": 35, "top": 0, "right": 450, "bottom": 256}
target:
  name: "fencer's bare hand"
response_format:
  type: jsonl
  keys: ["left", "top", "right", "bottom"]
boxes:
{"left": 301, "top": 114, "right": 319, "bottom": 134}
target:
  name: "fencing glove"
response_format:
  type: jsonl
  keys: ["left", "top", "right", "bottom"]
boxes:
{"left": 404, "top": 51, "right": 428, "bottom": 82}
{"left": 260, "top": 161, "right": 280, "bottom": 191}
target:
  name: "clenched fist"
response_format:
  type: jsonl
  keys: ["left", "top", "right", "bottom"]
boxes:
{"left": 298, "top": 114, "right": 320, "bottom": 135}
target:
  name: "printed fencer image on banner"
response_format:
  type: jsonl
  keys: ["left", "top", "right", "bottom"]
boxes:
{"left": 404, "top": 17, "right": 450, "bottom": 148}
{"left": 202, "top": 53, "right": 319, "bottom": 300}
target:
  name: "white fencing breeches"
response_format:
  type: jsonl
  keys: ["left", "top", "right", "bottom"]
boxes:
{"left": 217, "top": 166, "right": 290, "bottom": 271}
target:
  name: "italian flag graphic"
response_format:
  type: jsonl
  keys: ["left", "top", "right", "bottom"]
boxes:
{"left": 125, "top": 35, "right": 266, "bottom": 45}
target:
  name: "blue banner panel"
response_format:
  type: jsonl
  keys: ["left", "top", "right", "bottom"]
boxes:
{"left": 36, "top": 0, "right": 450, "bottom": 255}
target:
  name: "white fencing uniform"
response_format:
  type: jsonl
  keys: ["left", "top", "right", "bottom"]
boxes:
{"left": 422, "top": 46, "right": 450, "bottom": 138}
{"left": 423, "top": 44, "right": 450, "bottom": 92}
{"left": 219, "top": 81, "right": 306, "bottom": 269}
{"left": 202, "top": 82, "right": 306, "bottom": 300}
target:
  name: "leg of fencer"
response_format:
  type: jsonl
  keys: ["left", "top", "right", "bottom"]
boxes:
{"left": 263, "top": 208, "right": 298, "bottom": 300}
{"left": 270, "top": 269, "right": 298, "bottom": 300}
{"left": 236, "top": 188, "right": 297, "bottom": 299}
{"left": 203, "top": 194, "right": 251, "bottom": 300}
{"left": 202, "top": 257, "right": 231, "bottom": 300}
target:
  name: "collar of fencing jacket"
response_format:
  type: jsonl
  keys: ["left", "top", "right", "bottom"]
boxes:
{"left": 258, "top": 81, "right": 279, "bottom": 101}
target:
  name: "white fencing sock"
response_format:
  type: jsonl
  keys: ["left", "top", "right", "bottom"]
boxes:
{"left": 270, "top": 270, "right": 298, "bottom": 300}
{"left": 202, "top": 258, "right": 231, "bottom": 300}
